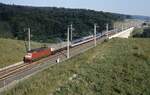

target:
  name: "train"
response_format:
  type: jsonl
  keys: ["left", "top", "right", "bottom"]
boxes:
{"left": 23, "top": 47, "right": 54, "bottom": 63}
{"left": 23, "top": 30, "right": 115, "bottom": 63}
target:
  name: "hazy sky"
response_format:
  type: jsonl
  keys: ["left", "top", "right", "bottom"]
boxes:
{"left": 0, "top": 0, "right": 150, "bottom": 16}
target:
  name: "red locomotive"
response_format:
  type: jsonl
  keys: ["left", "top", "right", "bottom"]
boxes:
{"left": 24, "top": 47, "right": 54, "bottom": 63}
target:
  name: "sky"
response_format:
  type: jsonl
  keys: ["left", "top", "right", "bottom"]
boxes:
{"left": 0, "top": 0, "right": 150, "bottom": 16}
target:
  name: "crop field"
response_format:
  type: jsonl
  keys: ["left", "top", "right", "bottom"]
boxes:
{"left": 2, "top": 38, "right": 150, "bottom": 95}
{"left": 0, "top": 38, "right": 42, "bottom": 68}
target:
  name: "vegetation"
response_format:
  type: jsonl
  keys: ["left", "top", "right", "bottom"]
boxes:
{"left": 132, "top": 28, "right": 144, "bottom": 36}
{"left": 2, "top": 38, "right": 150, "bottom": 95}
{"left": 0, "top": 38, "right": 42, "bottom": 68}
{"left": 0, "top": 3, "right": 129, "bottom": 42}
{"left": 133, "top": 27, "right": 150, "bottom": 38}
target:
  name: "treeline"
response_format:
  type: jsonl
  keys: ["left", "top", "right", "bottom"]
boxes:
{"left": 0, "top": 3, "right": 129, "bottom": 42}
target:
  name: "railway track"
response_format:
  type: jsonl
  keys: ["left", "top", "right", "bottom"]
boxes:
{"left": 0, "top": 29, "right": 122, "bottom": 90}
{"left": 0, "top": 64, "right": 26, "bottom": 77}
{"left": 0, "top": 49, "right": 67, "bottom": 81}
{"left": 0, "top": 40, "right": 93, "bottom": 82}
{"left": 0, "top": 34, "right": 105, "bottom": 79}
{"left": 0, "top": 38, "right": 94, "bottom": 80}
{"left": 0, "top": 36, "right": 107, "bottom": 81}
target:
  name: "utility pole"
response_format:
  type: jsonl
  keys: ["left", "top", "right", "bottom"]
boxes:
{"left": 106, "top": 23, "right": 109, "bottom": 38}
{"left": 70, "top": 24, "right": 73, "bottom": 41}
{"left": 67, "top": 26, "right": 70, "bottom": 59}
{"left": 94, "top": 24, "right": 97, "bottom": 47}
{"left": 113, "top": 23, "right": 117, "bottom": 33}
{"left": 28, "top": 28, "right": 31, "bottom": 51}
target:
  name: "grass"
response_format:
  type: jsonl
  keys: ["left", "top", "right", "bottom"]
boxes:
{"left": 0, "top": 38, "right": 42, "bottom": 68}
{"left": 2, "top": 38, "right": 150, "bottom": 95}
{"left": 132, "top": 28, "right": 144, "bottom": 34}
{"left": 131, "top": 28, "right": 144, "bottom": 37}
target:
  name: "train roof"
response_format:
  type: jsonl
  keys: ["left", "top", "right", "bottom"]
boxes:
{"left": 28, "top": 47, "right": 48, "bottom": 53}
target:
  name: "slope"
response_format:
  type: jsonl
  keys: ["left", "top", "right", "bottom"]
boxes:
{"left": 2, "top": 38, "right": 150, "bottom": 95}
{"left": 0, "top": 38, "right": 42, "bottom": 68}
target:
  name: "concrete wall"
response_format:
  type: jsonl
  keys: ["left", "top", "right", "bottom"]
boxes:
{"left": 109, "top": 27, "right": 135, "bottom": 39}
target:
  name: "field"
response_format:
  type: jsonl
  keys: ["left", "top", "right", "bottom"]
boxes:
{"left": 2, "top": 38, "right": 150, "bottom": 95}
{"left": 132, "top": 28, "right": 144, "bottom": 34}
{"left": 0, "top": 38, "right": 42, "bottom": 68}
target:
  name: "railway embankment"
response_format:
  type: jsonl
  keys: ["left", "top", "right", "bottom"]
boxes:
{"left": 2, "top": 38, "right": 150, "bottom": 95}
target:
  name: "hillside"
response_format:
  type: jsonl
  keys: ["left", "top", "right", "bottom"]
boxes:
{"left": 2, "top": 38, "right": 150, "bottom": 95}
{"left": 0, "top": 38, "right": 42, "bottom": 68}
{"left": 0, "top": 3, "right": 129, "bottom": 42}
{"left": 131, "top": 15, "right": 150, "bottom": 20}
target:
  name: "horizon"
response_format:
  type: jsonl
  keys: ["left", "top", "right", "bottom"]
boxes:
{"left": 0, "top": 0, "right": 150, "bottom": 17}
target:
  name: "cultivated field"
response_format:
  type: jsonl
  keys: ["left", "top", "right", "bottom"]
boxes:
{"left": 2, "top": 38, "right": 150, "bottom": 95}
{"left": 0, "top": 38, "right": 42, "bottom": 68}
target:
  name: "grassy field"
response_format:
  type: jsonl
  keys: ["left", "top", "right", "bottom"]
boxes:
{"left": 2, "top": 38, "right": 150, "bottom": 95}
{"left": 0, "top": 38, "right": 42, "bottom": 68}
{"left": 132, "top": 28, "right": 144, "bottom": 34}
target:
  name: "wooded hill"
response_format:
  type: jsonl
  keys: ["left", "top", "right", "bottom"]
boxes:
{"left": 0, "top": 3, "right": 129, "bottom": 42}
